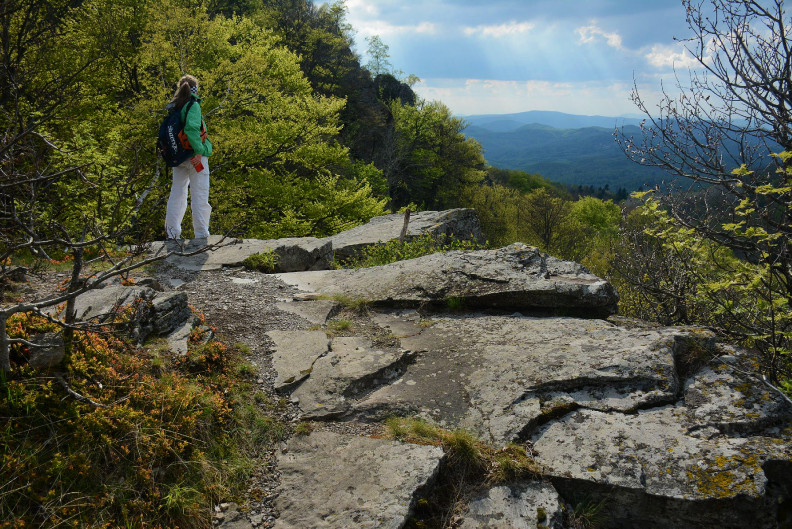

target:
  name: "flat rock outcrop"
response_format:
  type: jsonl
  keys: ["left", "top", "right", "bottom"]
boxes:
{"left": 152, "top": 235, "right": 332, "bottom": 272}
{"left": 277, "top": 243, "right": 618, "bottom": 317}
{"left": 265, "top": 306, "right": 791, "bottom": 527}
{"left": 151, "top": 212, "right": 791, "bottom": 529}
{"left": 289, "top": 336, "right": 416, "bottom": 418}
{"left": 274, "top": 313, "right": 713, "bottom": 443}
{"left": 324, "top": 208, "right": 484, "bottom": 259}
{"left": 531, "top": 355, "right": 792, "bottom": 528}
{"left": 273, "top": 431, "right": 444, "bottom": 529}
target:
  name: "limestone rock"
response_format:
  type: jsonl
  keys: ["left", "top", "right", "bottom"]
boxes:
{"left": 459, "top": 482, "right": 564, "bottom": 529}
{"left": 152, "top": 235, "right": 332, "bottom": 272}
{"left": 289, "top": 337, "right": 416, "bottom": 418}
{"left": 532, "top": 356, "right": 792, "bottom": 528}
{"left": 167, "top": 317, "right": 199, "bottom": 356}
{"left": 72, "top": 285, "right": 154, "bottom": 322}
{"left": 71, "top": 285, "right": 191, "bottom": 343}
{"left": 325, "top": 208, "right": 484, "bottom": 260}
{"left": 352, "top": 313, "right": 702, "bottom": 442}
{"left": 275, "top": 300, "right": 339, "bottom": 326}
{"left": 277, "top": 244, "right": 617, "bottom": 317}
{"left": 369, "top": 310, "right": 424, "bottom": 339}
{"left": 274, "top": 431, "right": 444, "bottom": 529}
{"left": 267, "top": 330, "right": 330, "bottom": 391}
{"left": 27, "top": 332, "right": 65, "bottom": 369}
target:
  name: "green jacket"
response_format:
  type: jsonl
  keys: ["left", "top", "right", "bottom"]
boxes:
{"left": 181, "top": 95, "right": 213, "bottom": 157}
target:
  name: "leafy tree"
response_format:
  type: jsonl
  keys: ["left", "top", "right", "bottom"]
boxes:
{"left": 619, "top": 0, "right": 792, "bottom": 384}
{"left": 521, "top": 188, "right": 571, "bottom": 251}
{"left": 365, "top": 35, "right": 392, "bottom": 76}
{"left": 387, "top": 99, "right": 486, "bottom": 209}
{"left": 613, "top": 189, "right": 791, "bottom": 383}
{"left": 485, "top": 167, "right": 556, "bottom": 194}
{"left": 458, "top": 183, "right": 524, "bottom": 246}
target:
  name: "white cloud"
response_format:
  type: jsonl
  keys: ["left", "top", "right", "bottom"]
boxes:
{"left": 414, "top": 78, "right": 664, "bottom": 117}
{"left": 344, "top": 0, "right": 379, "bottom": 18}
{"left": 354, "top": 20, "right": 437, "bottom": 38}
{"left": 576, "top": 23, "right": 624, "bottom": 50}
{"left": 645, "top": 43, "right": 701, "bottom": 70}
{"left": 463, "top": 21, "right": 536, "bottom": 38}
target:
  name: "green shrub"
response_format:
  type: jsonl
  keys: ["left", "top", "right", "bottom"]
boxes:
{"left": 242, "top": 250, "right": 280, "bottom": 273}
{"left": 337, "top": 232, "right": 486, "bottom": 269}
{"left": 1, "top": 312, "right": 283, "bottom": 528}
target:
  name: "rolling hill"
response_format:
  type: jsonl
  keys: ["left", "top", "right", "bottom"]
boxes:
{"left": 462, "top": 111, "right": 666, "bottom": 191}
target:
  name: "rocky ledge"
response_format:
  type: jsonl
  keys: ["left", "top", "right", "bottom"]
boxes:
{"left": 92, "top": 210, "right": 790, "bottom": 528}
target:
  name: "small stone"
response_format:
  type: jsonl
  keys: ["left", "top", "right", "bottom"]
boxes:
{"left": 220, "top": 502, "right": 231, "bottom": 511}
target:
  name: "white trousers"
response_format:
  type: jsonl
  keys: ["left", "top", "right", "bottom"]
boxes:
{"left": 165, "top": 156, "right": 211, "bottom": 239}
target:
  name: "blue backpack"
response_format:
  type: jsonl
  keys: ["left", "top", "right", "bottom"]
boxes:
{"left": 157, "top": 99, "right": 196, "bottom": 167}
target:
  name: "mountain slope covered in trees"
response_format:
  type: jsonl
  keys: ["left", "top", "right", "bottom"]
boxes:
{"left": 463, "top": 122, "right": 666, "bottom": 190}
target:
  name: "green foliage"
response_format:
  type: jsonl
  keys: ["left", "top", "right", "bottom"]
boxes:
{"left": 384, "top": 417, "right": 540, "bottom": 482}
{"left": 327, "top": 319, "right": 353, "bottom": 335}
{"left": 294, "top": 421, "right": 315, "bottom": 436}
{"left": 446, "top": 296, "right": 465, "bottom": 311}
{"left": 2, "top": 0, "right": 386, "bottom": 249}
{"left": 1, "top": 313, "right": 283, "bottom": 528}
{"left": 567, "top": 498, "right": 608, "bottom": 529}
{"left": 611, "top": 188, "right": 791, "bottom": 383}
{"left": 242, "top": 250, "right": 280, "bottom": 273}
{"left": 488, "top": 443, "right": 542, "bottom": 484}
{"left": 389, "top": 417, "right": 542, "bottom": 529}
{"left": 485, "top": 166, "right": 558, "bottom": 194}
{"left": 443, "top": 429, "right": 482, "bottom": 465}
{"left": 337, "top": 232, "right": 486, "bottom": 269}
{"left": 387, "top": 100, "right": 487, "bottom": 209}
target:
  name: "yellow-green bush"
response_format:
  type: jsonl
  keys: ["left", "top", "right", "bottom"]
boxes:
{"left": 1, "top": 313, "right": 282, "bottom": 528}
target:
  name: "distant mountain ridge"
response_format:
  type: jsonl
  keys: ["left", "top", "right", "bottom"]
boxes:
{"left": 462, "top": 110, "right": 645, "bottom": 133}
{"left": 461, "top": 110, "right": 663, "bottom": 191}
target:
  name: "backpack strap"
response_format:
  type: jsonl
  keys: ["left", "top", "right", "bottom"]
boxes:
{"left": 181, "top": 98, "right": 196, "bottom": 124}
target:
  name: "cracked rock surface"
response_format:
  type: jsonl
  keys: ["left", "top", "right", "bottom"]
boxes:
{"left": 275, "top": 243, "right": 618, "bottom": 317}
{"left": 273, "top": 431, "right": 443, "bottom": 529}
{"left": 140, "top": 210, "right": 792, "bottom": 529}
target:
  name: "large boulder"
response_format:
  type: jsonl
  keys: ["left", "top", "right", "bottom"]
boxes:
{"left": 324, "top": 208, "right": 484, "bottom": 260}
{"left": 274, "top": 431, "right": 444, "bottom": 529}
{"left": 276, "top": 244, "right": 618, "bottom": 317}
{"left": 531, "top": 355, "right": 792, "bottom": 529}
{"left": 71, "top": 285, "right": 191, "bottom": 342}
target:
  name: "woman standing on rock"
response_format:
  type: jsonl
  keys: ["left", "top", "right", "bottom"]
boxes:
{"left": 165, "top": 74, "right": 213, "bottom": 242}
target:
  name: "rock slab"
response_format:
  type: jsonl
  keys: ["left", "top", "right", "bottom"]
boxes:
{"left": 532, "top": 356, "right": 792, "bottom": 528}
{"left": 277, "top": 244, "right": 618, "bottom": 317}
{"left": 290, "top": 337, "right": 416, "bottom": 418}
{"left": 71, "top": 285, "right": 190, "bottom": 342}
{"left": 274, "top": 431, "right": 444, "bottom": 529}
{"left": 459, "top": 482, "right": 564, "bottom": 529}
{"left": 152, "top": 235, "right": 332, "bottom": 272}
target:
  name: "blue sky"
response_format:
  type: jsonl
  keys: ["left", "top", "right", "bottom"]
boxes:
{"left": 317, "top": 0, "right": 701, "bottom": 117}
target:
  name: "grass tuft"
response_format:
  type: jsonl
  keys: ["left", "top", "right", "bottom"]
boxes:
{"left": 242, "top": 250, "right": 279, "bottom": 273}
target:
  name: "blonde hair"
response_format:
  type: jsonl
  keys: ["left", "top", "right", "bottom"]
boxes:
{"left": 170, "top": 74, "right": 198, "bottom": 108}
